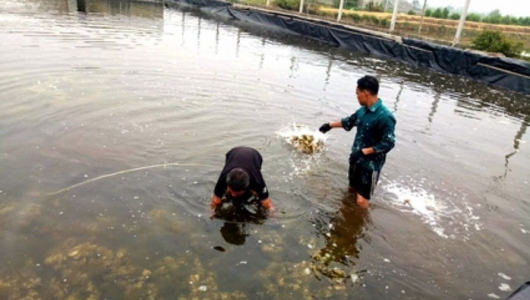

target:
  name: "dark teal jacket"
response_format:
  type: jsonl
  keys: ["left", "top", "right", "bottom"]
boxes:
{"left": 341, "top": 99, "right": 396, "bottom": 171}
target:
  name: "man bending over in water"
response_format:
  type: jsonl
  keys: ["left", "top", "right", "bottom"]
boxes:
{"left": 211, "top": 146, "right": 273, "bottom": 211}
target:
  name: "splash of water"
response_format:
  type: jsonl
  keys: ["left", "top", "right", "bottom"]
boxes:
{"left": 382, "top": 182, "right": 450, "bottom": 238}
{"left": 277, "top": 123, "right": 327, "bottom": 152}
{"left": 381, "top": 181, "right": 482, "bottom": 239}
{"left": 276, "top": 123, "right": 327, "bottom": 175}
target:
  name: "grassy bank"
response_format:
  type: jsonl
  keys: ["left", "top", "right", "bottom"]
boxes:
{"left": 230, "top": 0, "right": 530, "bottom": 55}
{"left": 319, "top": 8, "right": 530, "bottom": 51}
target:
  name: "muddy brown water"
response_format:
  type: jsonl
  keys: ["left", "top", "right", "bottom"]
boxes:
{"left": 1, "top": 0, "right": 529, "bottom": 299}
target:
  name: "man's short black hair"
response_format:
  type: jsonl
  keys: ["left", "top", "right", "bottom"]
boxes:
{"left": 357, "top": 75, "right": 379, "bottom": 96}
{"left": 226, "top": 168, "right": 250, "bottom": 192}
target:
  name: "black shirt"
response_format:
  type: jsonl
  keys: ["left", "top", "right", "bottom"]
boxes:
{"left": 213, "top": 147, "right": 269, "bottom": 200}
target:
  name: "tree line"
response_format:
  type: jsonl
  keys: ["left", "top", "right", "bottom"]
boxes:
{"left": 410, "top": 8, "right": 530, "bottom": 26}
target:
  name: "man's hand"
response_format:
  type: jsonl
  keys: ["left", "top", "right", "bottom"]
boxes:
{"left": 260, "top": 198, "right": 274, "bottom": 211}
{"left": 210, "top": 195, "right": 222, "bottom": 210}
{"left": 361, "top": 147, "right": 375, "bottom": 155}
{"left": 319, "top": 123, "right": 332, "bottom": 134}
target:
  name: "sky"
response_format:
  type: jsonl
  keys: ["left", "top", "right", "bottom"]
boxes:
{"left": 421, "top": 0, "right": 530, "bottom": 17}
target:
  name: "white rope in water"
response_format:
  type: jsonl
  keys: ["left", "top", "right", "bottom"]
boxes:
{"left": 47, "top": 162, "right": 211, "bottom": 196}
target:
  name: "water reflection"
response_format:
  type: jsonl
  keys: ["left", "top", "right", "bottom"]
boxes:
{"left": 454, "top": 88, "right": 530, "bottom": 120}
{"left": 181, "top": 10, "right": 186, "bottom": 45}
{"left": 29, "top": 0, "right": 163, "bottom": 18}
{"left": 498, "top": 116, "right": 529, "bottom": 180}
{"left": 76, "top": 0, "right": 86, "bottom": 12}
{"left": 392, "top": 79, "right": 404, "bottom": 114}
{"left": 175, "top": 5, "right": 529, "bottom": 123}
{"left": 74, "top": 0, "right": 163, "bottom": 18}
{"left": 258, "top": 37, "right": 265, "bottom": 69}
{"left": 220, "top": 222, "right": 248, "bottom": 245}
{"left": 312, "top": 194, "right": 369, "bottom": 280}
{"left": 323, "top": 55, "right": 332, "bottom": 91}
{"left": 212, "top": 200, "right": 268, "bottom": 246}
{"left": 236, "top": 28, "right": 241, "bottom": 58}
{"left": 215, "top": 20, "right": 220, "bottom": 54}
{"left": 197, "top": 14, "right": 201, "bottom": 49}
{"left": 428, "top": 92, "right": 440, "bottom": 124}
{"left": 289, "top": 56, "right": 298, "bottom": 79}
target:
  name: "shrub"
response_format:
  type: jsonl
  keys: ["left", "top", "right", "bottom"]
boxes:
{"left": 350, "top": 13, "right": 361, "bottom": 22}
{"left": 333, "top": 0, "right": 358, "bottom": 9}
{"left": 466, "top": 13, "right": 481, "bottom": 22}
{"left": 407, "top": 10, "right": 415, "bottom": 15}
{"left": 345, "top": 0, "right": 358, "bottom": 9}
{"left": 483, "top": 15, "right": 502, "bottom": 24}
{"left": 519, "top": 17, "right": 530, "bottom": 26}
{"left": 381, "top": 18, "right": 388, "bottom": 26}
{"left": 425, "top": 9, "right": 432, "bottom": 17}
{"left": 432, "top": 8, "right": 443, "bottom": 18}
{"left": 470, "top": 30, "right": 524, "bottom": 58}
{"left": 501, "top": 15, "right": 513, "bottom": 25}
{"left": 275, "top": 0, "right": 299, "bottom": 11}
{"left": 442, "top": 7, "right": 449, "bottom": 19}
{"left": 449, "top": 13, "right": 460, "bottom": 20}
{"left": 365, "top": 1, "right": 383, "bottom": 12}
{"left": 371, "top": 16, "right": 379, "bottom": 24}
{"left": 509, "top": 16, "right": 520, "bottom": 25}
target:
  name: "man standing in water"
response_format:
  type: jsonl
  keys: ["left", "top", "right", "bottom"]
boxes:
{"left": 319, "top": 75, "right": 396, "bottom": 208}
{"left": 211, "top": 146, "right": 273, "bottom": 211}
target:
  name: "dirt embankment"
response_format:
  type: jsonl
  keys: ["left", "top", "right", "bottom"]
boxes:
{"left": 312, "top": 7, "right": 530, "bottom": 50}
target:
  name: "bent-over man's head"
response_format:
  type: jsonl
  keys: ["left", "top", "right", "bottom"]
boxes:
{"left": 226, "top": 168, "right": 250, "bottom": 198}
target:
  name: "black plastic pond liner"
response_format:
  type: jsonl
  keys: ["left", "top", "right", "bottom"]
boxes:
{"left": 507, "top": 281, "right": 530, "bottom": 300}
{"left": 166, "top": 0, "right": 530, "bottom": 95}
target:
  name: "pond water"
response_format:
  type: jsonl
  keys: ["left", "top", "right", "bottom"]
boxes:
{"left": 1, "top": 0, "right": 529, "bottom": 299}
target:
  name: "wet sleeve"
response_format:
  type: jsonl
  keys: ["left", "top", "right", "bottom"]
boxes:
{"left": 341, "top": 112, "right": 358, "bottom": 131}
{"left": 372, "top": 115, "right": 396, "bottom": 154}
{"left": 256, "top": 181, "right": 269, "bottom": 200}
{"left": 213, "top": 173, "right": 227, "bottom": 198}
{"left": 252, "top": 174, "right": 269, "bottom": 200}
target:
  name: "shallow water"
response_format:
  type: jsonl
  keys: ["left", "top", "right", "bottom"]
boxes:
{"left": 1, "top": 0, "right": 529, "bottom": 299}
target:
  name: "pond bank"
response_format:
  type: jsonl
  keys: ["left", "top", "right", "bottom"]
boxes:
{"left": 166, "top": 0, "right": 530, "bottom": 94}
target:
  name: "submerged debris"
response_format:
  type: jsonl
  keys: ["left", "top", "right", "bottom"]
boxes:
{"left": 258, "top": 260, "right": 348, "bottom": 299}
{"left": 0, "top": 237, "right": 251, "bottom": 300}
{"left": 213, "top": 246, "right": 226, "bottom": 252}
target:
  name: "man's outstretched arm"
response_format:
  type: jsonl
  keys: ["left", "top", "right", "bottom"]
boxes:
{"left": 319, "top": 120, "right": 344, "bottom": 133}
